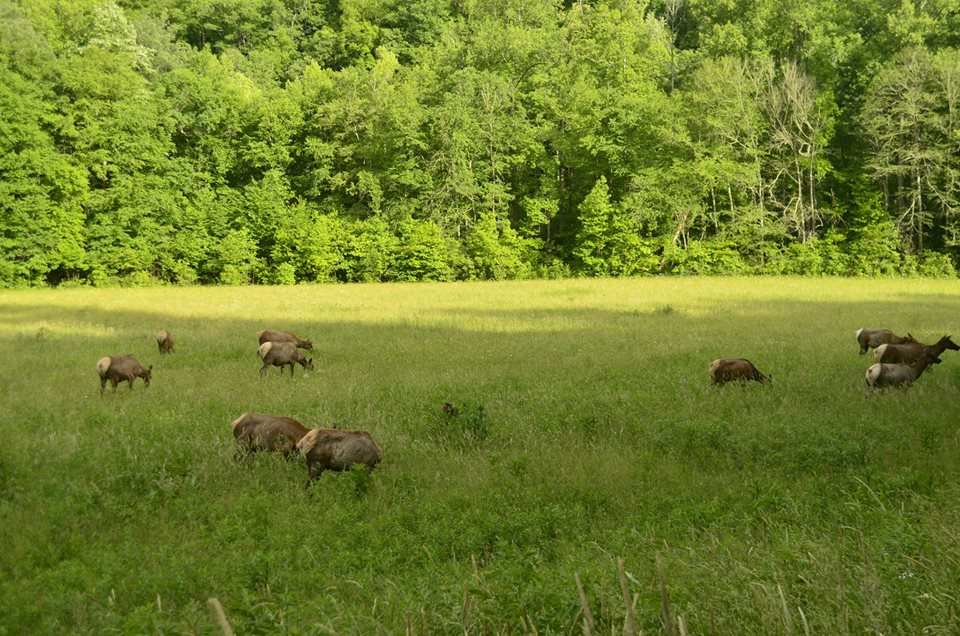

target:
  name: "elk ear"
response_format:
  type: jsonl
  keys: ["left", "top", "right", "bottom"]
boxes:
{"left": 148, "top": 365, "right": 153, "bottom": 371}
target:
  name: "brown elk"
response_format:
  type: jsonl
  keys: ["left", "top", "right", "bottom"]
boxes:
{"left": 156, "top": 330, "right": 174, "bottom": 354}
{"left": 709, "top": 358, "right": 771, "bottom": 386}
{"left": 875, "top": 335, "right": 958, "bottom": 364}
{"left": 97, "top": 355, "right": 152, "bottom": 395}
{"left": 231, "top": 412, "right": 310, "bottom": 459}
{"left": 258, "top": 341, "right": 314, "bottom": 376}
{"left": 297, "top": 428, "right": 383, "bottom": 484}
{"left": 257, "top": 329, "right": 312, "bottom": 350}
{"left": 865, "top": 348, "right": 940, "bottom": 391}
{"left": 856, "top": 328, "right": 914, "bottom": 355}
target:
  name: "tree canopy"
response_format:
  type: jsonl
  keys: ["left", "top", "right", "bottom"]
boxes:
{"left": 2, "top": 0, "right": 959, "bottom": 286}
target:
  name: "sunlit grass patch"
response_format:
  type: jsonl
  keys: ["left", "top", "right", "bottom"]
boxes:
{"left": 1, "top": 277, "right": 960, "bottom": 633}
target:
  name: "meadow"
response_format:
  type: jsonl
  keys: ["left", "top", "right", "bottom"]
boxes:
{"left": 1, "top": 277, "right": 960, "bottom": 635}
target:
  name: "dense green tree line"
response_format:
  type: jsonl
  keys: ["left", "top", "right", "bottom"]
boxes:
{"left": 2, "top": 0, "right": 959, "bottom": 286}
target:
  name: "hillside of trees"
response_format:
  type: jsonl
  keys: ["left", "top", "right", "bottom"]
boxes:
{"left": 2, "top": 0, "right": 960, "bottom": 286}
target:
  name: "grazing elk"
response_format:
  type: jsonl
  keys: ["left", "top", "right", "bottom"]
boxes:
{"left": 856, "top": 328, "right": 914, "bottom": 355}
{"left": 156, "top": 330, "right": 174, "bottom": 354}
{"left": 875, "top": 335, "right": 958, "bottom": 364}
{"left": 865, "top": 348, "right": 940, "bottom": 391}
{"left": 231, "top": 412, "right": 310, "bottom": 459}
{"left": 97, "top": 355, "right": 152, "bottom": 396}
{"left": 258, "top": 341, "right": 314, "bottom": 376}
{"left": 257, "top": 329, "right": 312, "bottom": 350}
{"left": 709, "top": 358, "right": 771, "bottom": 386}
{"left": 297, "top": 428, "right": 383, "bottom": 484}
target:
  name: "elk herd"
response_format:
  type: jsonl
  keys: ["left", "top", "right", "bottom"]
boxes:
{"left": 709, "top": 328, "right": 958, "bottom": 390}
{"left": 96, "top": 328, "right": 377, "bottom": 486}
{"left": 96, "top": 324, "right": 957, "bottom": 487}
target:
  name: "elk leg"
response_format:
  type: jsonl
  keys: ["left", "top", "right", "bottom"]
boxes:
{"left": 259, "top": 363, "right": 270, "bottom": 376}
{"left": 306, "top": 462, "right": 322, "bottom": 484}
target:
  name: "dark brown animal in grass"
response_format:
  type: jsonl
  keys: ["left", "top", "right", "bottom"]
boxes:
{"left": 257, "top": 329, "right": 312, "bottom": 350}
{"left": 856, "top": 328, "right": 914, "bottom": 355}
{"left": 257, "top": 341, "right": 314, "bottom": 376}
{"left": 231, "top": 412, "right": 310, "bottom": 459}
{"left": 709, "top": 358, "right": 771, "bottom": 386}
{"left": 865, "top": 347, "right": 940, "bottom": 391}
{"left": 156, "top": 330, "right": 174, "bottom": 354}
{"left": 97, "top": 355, "right": 152, "bottom": 396}
{"left": 297, "top": 428, "right": 383, "bottom": 484}
{"left": 874, "top": 335, "right": 958, "bottom": 364}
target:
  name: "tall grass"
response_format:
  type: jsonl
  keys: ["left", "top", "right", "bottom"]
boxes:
{"left": 1, "top": 277, "right": 960, "bottom": 634}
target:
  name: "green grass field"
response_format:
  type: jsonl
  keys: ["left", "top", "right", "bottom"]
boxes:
{"left": 2, "top": 277, "right": 960, "bottom": 635}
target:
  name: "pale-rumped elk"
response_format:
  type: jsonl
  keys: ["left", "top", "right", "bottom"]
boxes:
{"left": 875, "top": 335, "right": 958, "bottom": 364}
{"left": 709, "top": 358, "right": 771, "bottom": 386}
{"left": 97, "top": 355, "right": 152, "bottom": 396}
{"left": 865, "top": 348, "right": 940, "bottom": 391}
{"left": 257, "top": 329, "right": 312, "bottom": 350}
{"left": 258, "top": 341, "right": 314, "bottom": 376}
{"left": 156, "top": 330, "right": 174, "bottom": 354}
{"left": 856, "top": 328, "right": 914, "bottom": 355}
{"left": 231, "top": 412, "right": 310, "bottom": 459}
{"left": 297, "top": 428, "right": 383, "bottom": 484}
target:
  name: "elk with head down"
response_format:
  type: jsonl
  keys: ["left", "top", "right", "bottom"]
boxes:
{"left": 856, "top": 328, "right": 914, "bottom": 355}
{"left": 875, "top": 335, "right": 958, "bottom": 364}
{"left": 231, "top": 412, "right": 309, "bottom": 459}
{"left": 257, "top": 329, "right": 312, "bottom": 350}
{"left": 97, "top": 355, "right": 152, "bottom": 396}
{"left": 297, "top": 428, "right": 383, "bottom": 484}
{"left": 156, "top": 330, "right": 174, "bottom": 354}
{"left": 258, "top": 341, "right": 314, "bottom": 376}
{"left": 709, "top": 358, "right": 771, "bottom": 386}
{"left": 865, "top": 347, "right": 940, "bottom": 391}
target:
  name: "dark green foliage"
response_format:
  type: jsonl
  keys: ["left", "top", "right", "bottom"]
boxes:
{"left": 2, "top": 0, "right": 960, "bottom": 287}
{"left": 430, "top": 402, "right": 490, "bottom": 449}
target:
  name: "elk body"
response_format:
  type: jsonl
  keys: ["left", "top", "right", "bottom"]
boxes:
{"left": 865, "top": 349, "right": 939, "bottom": 391}
{"left": 258, "top": 341, "right": 314, "bottom": 376}
{"left": 875, "top": 335, "right": 958, "bottom": 364}
{"left": 231, "top": 412, "right": 310, "bottom": 458}
{"left": 156, "top": 330, "right": 174, "bottom": 354}
{"left": 297, "top": 428, "right": 383, "bottom": 483}
{"left": 257, "top": 329, "right": 312, "bottom": 350}
{"left": 856, "top": 328, "right": 913, "bottom": 355}
{"left": 709, "top": 358, "right": 771, "bottom": 386}
{"left": 97, "top": 355, "right": 152, "bottom": 395}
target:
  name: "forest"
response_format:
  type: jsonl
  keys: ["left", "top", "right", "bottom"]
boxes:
{"left": 2, "top": 0, "right": 960, "bottom": 287}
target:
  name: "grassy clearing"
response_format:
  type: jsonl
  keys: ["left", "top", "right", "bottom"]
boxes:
{"left": 2, "top": 277, "right": 960, "bottom": 634}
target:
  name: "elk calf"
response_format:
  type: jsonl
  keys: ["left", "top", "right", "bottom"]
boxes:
{"left": 231, "top": 412, "right": 309, "bottom": 458}
{"left": 97, "top": 355, "right": 152, "bottom": 395}
{"left": 258, "top": 341, "right": 314, "bottom": 376}
{"left": 156, "top": 330, "right": 174, "bottom": 354}
{"left": 297, "top": 428, "right": 383, "bottom": 484}
{"left": 709, "top": 358, "right": 770, "bottom": 386}
{"left": 257, "top": 329, "right": 312, "bottom": 350}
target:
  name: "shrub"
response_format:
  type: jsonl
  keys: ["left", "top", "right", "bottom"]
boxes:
{"left": 847, "top": 221, "right": 901, "bottom": 275}
{"left": 392, "top": 219, "right": 451, "bottom": 281}
{"left": 662, "top": 239, "right": 749, "bottom": 274}
{"left": 465, "top": 212, "right": 531, "bottom": 280}
{"left": 343, "top": 217, "right": 398, "bottom": 282}
{"left": 900, "top": 251, "right": 957, "bottom": 278}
